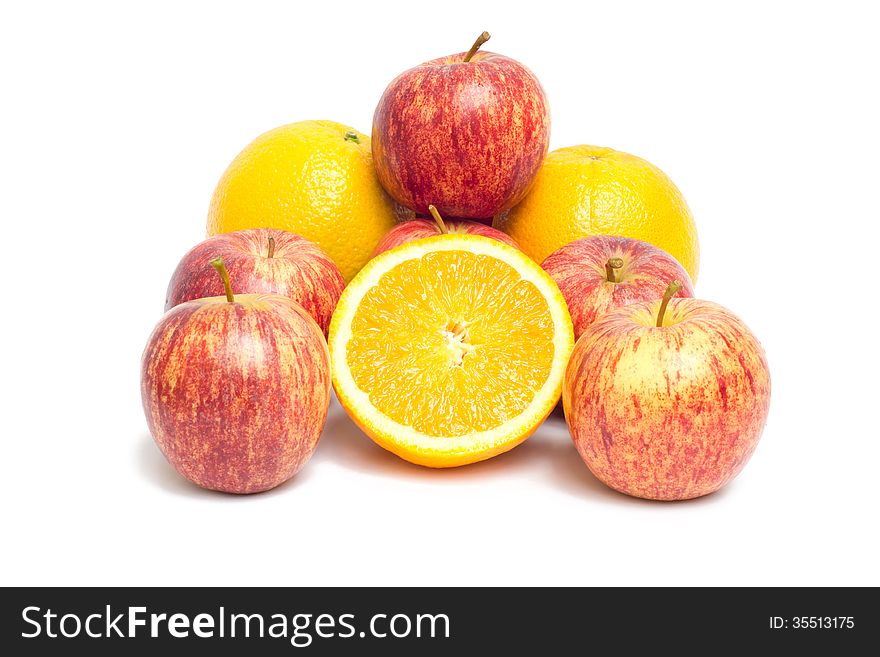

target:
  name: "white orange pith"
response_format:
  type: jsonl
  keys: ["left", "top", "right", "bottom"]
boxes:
{"left": 329, "top": 234, "right": 574, "bottom": 467}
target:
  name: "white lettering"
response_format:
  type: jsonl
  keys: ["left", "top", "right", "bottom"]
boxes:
{"left": 337, "top": 614, "right": 356, "bottom": 638}
{"left": 417, "top": 613, "right": 450, "bottom": 638}
{"left": 291, "top": 614, "right": 313, "bottom": 647}
{"left": 85, "top": 613, "right": 102, "bottom": 638}
{"left": 268, "top": 614, "right": 288, "bottom": 638}
{"left": 128, "top": 606, "right": 147, "bottom": 637}
{"left": 106, "top": 606, "right": 125, "bottom": 637}
{"left": 370, "top": 614, "right": 387, "bottom": 638}
{"left": 59, "top": 614, "right": 81, "bottom": 638}
{"left": 314, "top": 614, "right": 335, "bottom": 638}
{"left": 389, "top": 614, "right": 411, "bottom": 638}
{"left": 21, "top": 606, "right": 41, "bottom": 638}
{"left": 150, "top": 613, "right": 167, "bottom": 637}
{"left": 230, "top": 613, "right": 263, "bottom": 638}
{"left": 44, "top": 610, "right": 57, "bottom": 638}
{"left": 193, "top": 613, "right": 214, "bottom": 638}
{"left": 167, "top": 613, "right": 190, "bottom": 638}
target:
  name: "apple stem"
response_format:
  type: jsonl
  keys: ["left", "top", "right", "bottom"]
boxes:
{"left": 210, "top": 257, "right": 235, "bottom": 303}
{"left": 656, "top": 280, "right": 682, "bottom": 327}
{"left": 267, "top": 235, "right": 276, "bottom": 259}
{"left": 463, "top": 31, "right": 491, "bottom": 62}
{"left": 605, "top": 257, "right": 624, "bottom": 283}
{"left": 427, "top": 204, "right": 449, "bottom": 234}
{"left": 344, "top": 131, "right": 360, "bottom": 143}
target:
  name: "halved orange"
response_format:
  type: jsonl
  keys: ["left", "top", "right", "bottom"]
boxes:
{"left": 328, "top": 234, "right": 574, "bottom": 467}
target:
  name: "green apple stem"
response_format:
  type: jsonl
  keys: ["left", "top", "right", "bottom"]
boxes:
{"left": 656, "top": 280, "right": 682, "bottom": 327}
{"left": 427, "top": 204, "right": 449, "bottom": 234}
{"left": 267, "top": 235, "right": 276, "bottom": 258}
{"left": 210, "top": 257, "right": 235, "bottom": 303}
{"left": 344, "top": 131, "right": 360, "bottom": 143}
{"left": 605, "top": 257, "right": 624, "bottom": 283}
{"left": 463, "top": 31, "right": 491, "bottom": 62}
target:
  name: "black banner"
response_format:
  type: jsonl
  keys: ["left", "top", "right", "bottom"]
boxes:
{"left": 1, "top": 587, "right": 875, "bottom": 654}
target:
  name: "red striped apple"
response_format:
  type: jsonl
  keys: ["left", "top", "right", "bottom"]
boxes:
{"left": 142, "top": 259, "right": 331, "bottom": 494}
{"left": 372, "top": 32, "right": 550, "bottom": 221}
{"left": 563, "top": 282, "right": 770, "bottom": 501}
{"left": 372, "top": 204, "right": 518, "bottom": 256}
{"left": 165, "top": 228, "right": 344, "bottom": 336}
{"left": 542, "top": 235, "right": 694, "bottom": 340}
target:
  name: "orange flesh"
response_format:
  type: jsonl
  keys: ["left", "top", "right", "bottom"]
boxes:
{"left": 346, "top": 250, "right": 555, "bottom": 437}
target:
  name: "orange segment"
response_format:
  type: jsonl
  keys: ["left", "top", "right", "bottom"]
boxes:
{"left": 329, "top": 234, "right": 574, "bottom": 467}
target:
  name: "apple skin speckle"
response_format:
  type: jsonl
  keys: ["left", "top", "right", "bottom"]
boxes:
{"left": 372, "top": 50, "right": 550, "bottom": 221}
{"left": 563, "top": 297, "right": 770, "bottom": 501}
{"left": 141, "top": 294, "right": 331, "bottom": 494}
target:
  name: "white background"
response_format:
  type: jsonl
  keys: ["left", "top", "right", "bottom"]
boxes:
{"left": 2, "top": 1, "right": 878, "bottom": 587}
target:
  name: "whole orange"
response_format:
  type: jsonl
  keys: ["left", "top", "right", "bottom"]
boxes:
{"left": 494, "top": 145, "right": 699, "bottom": 282}
{"left": 207, "top": 120, "right": 398, "bottom": 282}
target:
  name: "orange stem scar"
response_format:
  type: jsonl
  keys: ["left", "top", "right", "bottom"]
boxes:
{"left": 210, "top": 257, "right": 235, "bottom": 303}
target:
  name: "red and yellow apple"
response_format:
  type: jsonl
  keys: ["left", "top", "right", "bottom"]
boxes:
{"left": 542, "top": 235, "right": 694, "bottom": 340}
{"left": 372, "top": 204, "right": 518, "bottom": 256}
{"left": 165, "top": 228, "right": 345, "bottom": 336}
{"left": 563, "top": 283, "right": 770, "bottom": 501}
{"left": 142, "top": 259, "right": 331, "bottom": 494}
{"left": 372, "top": 32, "right": 550, "bottom": 221}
